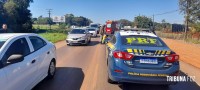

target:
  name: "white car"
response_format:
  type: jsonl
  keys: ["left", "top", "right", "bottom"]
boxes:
{"left": 0, "top": 33, "right": 56, "bottom": 90}
{"left": 87, "top": 28, "right": 98, "bottom": 37}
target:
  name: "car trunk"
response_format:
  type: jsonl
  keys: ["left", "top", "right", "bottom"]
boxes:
{"left": 122, "top": 46, "right": 172, "bottom": 70}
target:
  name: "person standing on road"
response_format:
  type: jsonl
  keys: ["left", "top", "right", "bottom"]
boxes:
{"left": 99, "top": 25, "right": 106, "bottom": 43}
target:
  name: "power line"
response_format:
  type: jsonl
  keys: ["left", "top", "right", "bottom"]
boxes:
{"left": 154, "top": 9, "right": 179, "bottom": 16}
{"left": 152, "top": 9, "right": 179, "bottom": 31}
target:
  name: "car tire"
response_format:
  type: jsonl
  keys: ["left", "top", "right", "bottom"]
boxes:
{"left": 107, "top": 76, "right": 118, "bottom": 84}
{"left": 47, "top": 60, "right": 56, "bottom": 79}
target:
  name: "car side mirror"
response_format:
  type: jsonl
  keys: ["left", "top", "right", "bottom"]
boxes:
{"left": 7, "top": 54, "right": 24, "bottom": 64}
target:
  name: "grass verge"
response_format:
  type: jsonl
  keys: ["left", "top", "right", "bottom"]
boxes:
{"left": 39, "top": 33, "right": 67, "bottom": 43}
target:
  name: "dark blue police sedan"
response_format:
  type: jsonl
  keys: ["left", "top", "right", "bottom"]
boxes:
{"left": 106, "top": 30, "right": 180, "bottom": 85}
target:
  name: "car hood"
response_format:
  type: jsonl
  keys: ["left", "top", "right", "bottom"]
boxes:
{"left": 68, "top": 34, "right": 86, "bottom": 38}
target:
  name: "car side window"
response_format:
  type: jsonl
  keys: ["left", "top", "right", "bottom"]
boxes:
{"left": 2, "top": 38, "right": 30, "bottom": 64}
{"left": 29, "top": 36, "right": 47, "bottom": 51}
{"left": 110, "top": 36, "right": 116, "bottom": 44}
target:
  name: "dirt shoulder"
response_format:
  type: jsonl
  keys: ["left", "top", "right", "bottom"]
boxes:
{"left": 163, "top": 38, "right": 200, "bottom": 86}
{"left": 162, "top": 38, "right": 200, "bottom": 69}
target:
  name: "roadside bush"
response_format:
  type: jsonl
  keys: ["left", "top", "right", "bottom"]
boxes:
{"left": 59, "top": 23, "right": 67, "bottom": 29}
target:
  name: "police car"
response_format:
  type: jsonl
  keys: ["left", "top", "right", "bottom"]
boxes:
{"left": 106, "top": 29, "right": 180, "bottom": 85}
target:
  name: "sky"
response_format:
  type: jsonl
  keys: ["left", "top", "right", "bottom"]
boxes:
{"left": 29, "top": 0, "right": 185, "bottom": 24}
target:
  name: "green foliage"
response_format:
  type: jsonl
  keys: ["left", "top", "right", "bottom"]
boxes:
{"left": 1, "top": 0, "right": 33, "bottom": 32}
{"left": 154, "top": 20, "right": 171, "bottom": 31}
{"left": 35, "top": 16, "right": 53, "bottom": 25}
{"left": 59, "top": 23, "right": 67, "bottom": 29}
{"left": 65, "top": 14, "right": 92, "bottom": 26}
{"left": 118, "top": 19, "right": 132, "bottom": 27}
{"left": 179, "top": 0, "right": 200, "bottom": 32}
{"left": 133, "top": 15, "right": 153, "bottom": 28}
{"left": 179, "top": 0, "right": 200, "bottom": 22}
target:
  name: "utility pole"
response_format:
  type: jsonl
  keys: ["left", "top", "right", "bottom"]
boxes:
{"left": 47, "top": 9, "right": 52, "bottom": 30}
{"left": 185, "top": 1, "right": 189, "bottom": 40}
{"left": 152, "top": 14, "right": 155, "bottom": 31}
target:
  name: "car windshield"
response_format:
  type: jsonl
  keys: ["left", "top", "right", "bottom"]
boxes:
{"left": 88, "top": 29, "right": 95, "bottom": 31}
{"left": 70, "top": 29, "right": 86, "bottom": 34}
{"left": 90, "top": 24, "right": 98, "bottom": 28}
{"left": 121, "top": 35, "right": 165, "bottom": 47}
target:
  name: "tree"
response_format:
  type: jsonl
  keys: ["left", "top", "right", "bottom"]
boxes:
{"left": 118, "top": 19, "right": 132, "bottom": 27}
{"left": 161, "top": 19, "right": 167, "bottom": 28}
{"left": 36, "top": 16, "right": 52, "bottom": 25}
{"left": 65, "top": 14, "right": 74, "bottom": 26}
{"left": 133, "top": 15, "right": 153, "bottom": 28}
{"left": 179, "top": 0, "right": 200, "bottom": 22}
{"left": 65, "top": 14, "right": 92, "bottom": 26}
{"left": 2, "top": 0, "right": 33, "bottom": 32}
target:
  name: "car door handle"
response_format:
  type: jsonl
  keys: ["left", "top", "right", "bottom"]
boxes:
{"left": 47, "top": 51, "right": 50, "bottom": 54}
{"left": 31, "top": 60, "right": 36, "bottom": 64}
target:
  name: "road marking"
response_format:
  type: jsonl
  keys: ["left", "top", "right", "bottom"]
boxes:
{"left": 92, "top": 64, "right": 99, "bottom": 90}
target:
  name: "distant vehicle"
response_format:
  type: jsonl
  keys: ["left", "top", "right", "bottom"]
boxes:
{"left": 89, "top": 23, "right": 100, "bottom": 34}
{"left": 66, "top": 29, "right": 91, "bottom": 45}
{"left": 0, "top": 33, "right": 56, "bottom": 90}
{"left": 106, "top": 30, "right": 180, "bottom": 85}
{"left": 86, "top": 27, "right": 98, "bottom": 37}
{"left": 105, "top": 20, "right": 119, "bottom": 35}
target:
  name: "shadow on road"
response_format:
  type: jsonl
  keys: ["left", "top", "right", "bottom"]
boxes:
{"left": 68, "top": 41, "right": 100, "bottom": 47}
{"left": 88, "top": 41, "right": 100, "bottom": 46}
{"left": 118, "top": 71, "right": 200, "bottom": 90}
{"left": 33, "top": 67, "right": 84, "bottom": 90}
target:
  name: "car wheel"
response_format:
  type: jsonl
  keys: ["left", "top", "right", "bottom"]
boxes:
{"left": 47, "top": 60, "right": 56, "bottom": 79}
{"left": 107, "top": 76, "right": 118, "bottom": 84}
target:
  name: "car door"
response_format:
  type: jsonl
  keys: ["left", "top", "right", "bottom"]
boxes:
{"left": 0, "top": 37, "right": 38, "bottom": 90}
{"left": 107, "top": 35, "right": 117, "bottom": 65}
{"left": 28, "top": 36, "right": 50, "bottom": 83}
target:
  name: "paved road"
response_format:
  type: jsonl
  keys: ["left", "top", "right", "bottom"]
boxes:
{"left": 33, "top": 37, "right": 200, "bottom": 90}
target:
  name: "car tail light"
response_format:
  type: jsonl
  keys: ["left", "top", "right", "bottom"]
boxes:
{"left": 113, "top": 51, "right": 134, "bottom": 60}
{"left": 165, "top": 54, "right": 179, "bottom": 63}
{"left": 114, "top": 69, "right": 123, "bottom": 73}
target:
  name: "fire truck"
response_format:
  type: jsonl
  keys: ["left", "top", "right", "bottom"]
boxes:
{"left": 105, "top": 20, "right": 119, "bottom": 35}
{"left": 101, "top": 20, "right": 120, "bottom": 44}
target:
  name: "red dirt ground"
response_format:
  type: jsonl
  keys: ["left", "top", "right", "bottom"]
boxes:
{"left": 163, "top": 38, "right": 200, "bottom": 69}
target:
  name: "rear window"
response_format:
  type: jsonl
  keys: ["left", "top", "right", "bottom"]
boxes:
{"left": 121, "top": 35, "right": 165, "bottom": 47}
{"left": 70, "top": 29, "right": 86, "bottom": 34}
{"left": 90, "top": 24, "right": 98, "bottom": 28}
{"left": 107, "top": 24, "right": 111, "bottom": 28}
{"left": 88, "top": 29, "right": 95, "bottom": 31}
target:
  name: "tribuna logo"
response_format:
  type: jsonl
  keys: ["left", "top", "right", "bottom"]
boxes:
{"left": 167, "top": 76, "right": 195, "bottom": 82}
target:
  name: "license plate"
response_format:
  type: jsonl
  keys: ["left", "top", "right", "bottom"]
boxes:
{"left": 72, "top": 41, "right": 78, "bottom": 43}
{"left": 140, "top": 58, "right": 158, "bottom": 64}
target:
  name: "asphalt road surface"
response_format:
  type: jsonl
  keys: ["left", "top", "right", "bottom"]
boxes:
{"left": 33, "top": 37, "right": 200, "bottom": 90}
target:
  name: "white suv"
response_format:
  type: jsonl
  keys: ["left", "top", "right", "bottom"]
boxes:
{"left": 0, "top": 33, "right": 56, "bottom": 90}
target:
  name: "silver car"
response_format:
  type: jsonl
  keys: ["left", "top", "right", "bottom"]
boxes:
{"left": 66, "top": 29, "right": 91, "bottom": 45}
{"left": 87, "top": 28, "right": 98, "bottom": 37}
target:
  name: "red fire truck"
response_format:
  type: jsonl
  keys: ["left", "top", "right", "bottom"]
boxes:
{"left": 105, "top": 20, "right": 119, "bottom": 35}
